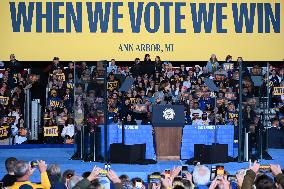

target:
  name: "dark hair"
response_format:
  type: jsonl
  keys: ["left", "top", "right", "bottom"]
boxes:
{"left": 225, "top": 55, "right": 232, "bottom": 62}
{"left": 182, "top": 179, "right": 192, "bottom": 189}
{"left": 65, "top": 118, "right": 74, "bottom": 126}
{"left": 155, "top": 56, "right": 161, "bottom": 63}
{"left": 144, "top": 54, "right": 151, "bottom": 62}
{"left": 82, "top": 171, "right": 91, "bottom": 178}
{"left": 62, "top": 169, "right": 75, "bottom": 183}
{"left": 131, "top": 177, "right": 144, "bottom": 186}
{"left": 173, "top": 185, "right": 186, "bottom": 189}
{"left": 210, "top": 56, "right": 218, "bottom": 63}
{"left": 119, "top": 174, "right": 130, "bottom": 182}
{"left": 255, "top": 174, "right": 276, "bottom": 189}
{"left": 5, "top": 157, "right": 17, "bottom": 173}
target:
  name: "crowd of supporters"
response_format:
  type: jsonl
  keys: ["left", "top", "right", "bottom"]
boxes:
{"left": 105, "top": 54, "right": 284, "bottom": 129}
{"left": 1, "top": 156, "right": 284, "bottom": 189}
{"left": 1, "top": 54, "right": 284, "bottom": 145}
{"left": 0, "top": 54, "right": 29, "bottom": 144}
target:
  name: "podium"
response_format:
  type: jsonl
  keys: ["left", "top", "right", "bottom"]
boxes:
{"left": 152, "top": 105, "right": 184, "bottom": 160}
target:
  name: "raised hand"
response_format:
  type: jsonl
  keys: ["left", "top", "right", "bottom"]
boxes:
{"left": 161, "top": 176, "right": 173, "bottom": 188}
{"left": 87, "top": 166, "right": 101, "bottom": 182}
{"left": 107, "top": 170, "right": 121, "bottom": 183}
{"left": 249, "top": 160, "right": 260, "bottom": 174}
{"left": 220, "top": 176, "right": 230, "bottom": 189}
{"left": 185, "top": 172, "right": 193, "bottom": 183}
{"left": 170, "top": 166, "right": 182, "bottom": 179}
{"left": 270, "top": 164, "right": 282, "bottom": 176}
{"left": 37, "top": 160, "right": 47, "bottom": 173}
{"left": 209, "top": 177, "right": 220, "bottom": 189}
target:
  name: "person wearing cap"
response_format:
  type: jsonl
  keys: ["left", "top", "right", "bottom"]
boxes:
{"left": 10, "top": 160, "right": 51, "bottom": 189}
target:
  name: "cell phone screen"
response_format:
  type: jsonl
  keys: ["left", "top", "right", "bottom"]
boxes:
{"left": 149, "top": 175, "right": 161, "bottom": 183}
{"left": 99, "top": 170, "right": 108, "bottom": 177}
{"left": 135, "top": 181, "right": 142, "bottom": 189}
{"left": 165, "top": 169, "right": 171, "bottom": 177}
{"left": 259, "top": 165, "right": 271, "bottom": 173}
{"left": 216, "top": 166, "right": 225, "bottom": 175}
{"left": 227, "top": 175, "right": 237, "bottom": 182}
{"left": 181, "top": 166, "right": 188, "bottom": 178}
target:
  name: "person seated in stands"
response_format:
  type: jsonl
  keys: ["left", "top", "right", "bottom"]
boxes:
{"left": 14, "top": 122, "right": 28, "bottom": 144}
{"left": 10, "top": 160, "right": 51, "bottom": 189}
{"left": 190, "top": 102, "right": 203, "bottom": 119}
{"left": 110, "top": 115, "right": 122, "bottom": 125}
{"left": 61, "top": 118, "right": 75, "bottom": 144}
{"left": 141, "top": 112, "right": 152, "bottom": 125}
{"left": 200, "top": 112, "right": 210, "bottom": 126}
{"left": 1, "top": 157, "right": 18, "bottom": 187}
{"left": 242, "top": 161, "right": 284, "bottom": 189}
{"left": 192, "top": 165, "right": 211, "bottom": 188}
{"left": 47, "top": 89, "right": 62, "bottom": 110}
{"left": 108, "top": 59, "right": 118, "bottom": 74}
{"left": 124, "top": 113, "right": 137, "bottom": 125}
{"left": 214, "top": 65, "right": 228, "bottom": 78}
{"left": 192, "top": 113, "right": 202, "bottom": 126}
{"left": 46, "top": 164, "right": 67, "bottom": 189}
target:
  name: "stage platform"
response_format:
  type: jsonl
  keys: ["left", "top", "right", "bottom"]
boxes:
{"left": 1, "top": 145, "right": 284, "bottom": 182}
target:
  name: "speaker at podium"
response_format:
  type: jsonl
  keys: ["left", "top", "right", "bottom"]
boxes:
{"left": 152, "top": 105, "right": 184, "bottom": 160}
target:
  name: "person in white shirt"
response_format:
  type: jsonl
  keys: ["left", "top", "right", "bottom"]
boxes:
{"left": 190, "top": 102, "right": 203, "bottom": 119}
{"left": 14, "top": 119, "right": 28, "bottom": 145}
{"left": 183, "top": 76, "right": 192, "bottom": 89}
{"left": 8, "top": 109, "right": 20, "bottom": 127}
{"left": 61, "top": 118, "right": 75, "bottom": 140}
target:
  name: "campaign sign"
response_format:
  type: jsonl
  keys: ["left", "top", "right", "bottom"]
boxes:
{"left": 0, "top": 96, "right": 9, "bottom": 106}
{"left": 107, "top": 81, "right": 118, "bottom": 90}
{"left": 273, "top": 87, "right": 284, "bottom": 96}
{"left": 0, "top": 125, "right": 10, "bottom": 140}
{"left": 44, "top": 126, "right": 59, "bottom": 137}
{"left": 152, "top": 105, "right": 184, "bottom": 127}
{"left": 0, "top": 1, "right": 283, "bottom": 61}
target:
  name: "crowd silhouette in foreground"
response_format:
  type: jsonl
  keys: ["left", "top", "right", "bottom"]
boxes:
{"left": 1, "top": 157, "right": 284, "bottom": 189}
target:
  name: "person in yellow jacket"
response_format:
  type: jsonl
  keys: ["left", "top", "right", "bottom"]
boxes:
{"left": 9, "top": 160, "right": 51, "bottom": 189}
